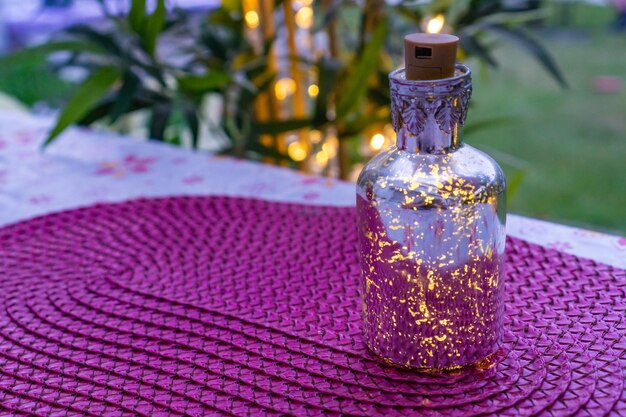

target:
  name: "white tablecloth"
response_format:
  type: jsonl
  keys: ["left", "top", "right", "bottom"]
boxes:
{"left": 1, "top": 110, "right": 624, "bottom": 268}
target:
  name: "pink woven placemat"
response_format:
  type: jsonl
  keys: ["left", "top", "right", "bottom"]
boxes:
{"left": 0, "top": 196, "right": 624, "bottom": 416}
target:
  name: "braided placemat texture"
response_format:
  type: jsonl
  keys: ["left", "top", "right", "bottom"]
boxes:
{"left": 0, "top": 196, "right": 624, "bottom": 417}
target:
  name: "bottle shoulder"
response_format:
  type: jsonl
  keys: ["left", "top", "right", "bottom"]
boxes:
{"left": 357, "top": 145, "right": 506, "bottom": 204}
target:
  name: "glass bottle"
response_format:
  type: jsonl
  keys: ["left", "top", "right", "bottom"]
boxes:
{"left": 356, "top": 64, "right": 506, "bottom": 370}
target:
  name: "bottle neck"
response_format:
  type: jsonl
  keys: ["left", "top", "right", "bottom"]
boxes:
{"left": 389, "top": 65, "right": 472, "bottom": 155}
{"left": 396, "top": 116, "right": 461, "bottom": 154}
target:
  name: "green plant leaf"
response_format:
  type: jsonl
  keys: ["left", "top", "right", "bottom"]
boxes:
{"left": 459, "top": 34, "right": 498, "bottom": 68}
{"left": 78, "top": 87, "right": 166, "bottom": 125}
{"left": 251, "top": 119, "right": 313, "bottom": 135}
{"left": 313, "top": 57, "right": 341, "bottom": 126}
{"left": 65, "top": 25, "right": 123, "bottom": 56}
{"left": 149, "top": 102, "right": 172, "bottom": 140}
{"left": 201, "top": 26, "right": 230, "bottom": 62}
{"left": 143, "top": 0, "right": 166, "bottom": 56}
{"left": 181, "top": 103, "right": 200, "bottom": 148}
{"left": 129, "top": 0, "right": 147, "bottom": 34}
{"left": 335, "top": 18, "right": 387, "bottom": 119}
{"left": 463, "top": 9, "right": 545, "bottom": 32}
{"left": 43, "top": 66, "right": 120, "bottom": 147}
{"left": 128, "top": 54, "right": 167, "bottom": 87}
{"left": 0, "top": 41, "right": 104, "bottom": 67}
{"left": 79, "top": 96, "right": 143, "bottom": 125}
{"left": 110, "top": 71, "right": 141, "bottom": 122}
{"left": 485, "top": 24, "right": 568, "bottom": 88}
{"left": 178, "top": 71, "right": 232, "bottom": 92}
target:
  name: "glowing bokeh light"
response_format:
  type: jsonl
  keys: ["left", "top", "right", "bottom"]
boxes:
{"left": 426, "top": 14, "right": 445, "bottom": 34}
{"left": 370, "top": 133, "right": 385, "bottom": 151}
{"left": 308, "top": 84, "right": 319, "bottom": 97}
{"left": 244, "top": 10, "right": 260, "bottom": 29}
{"left": 295, "top": 6, "right": 313, "bottom": 29}
{"left": 287, "top": 141, "right": 307, "bottom": 161}
{"left": 274, "top": 78, "right": 297, "bottom": 100}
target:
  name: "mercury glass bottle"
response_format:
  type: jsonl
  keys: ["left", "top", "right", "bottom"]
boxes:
{"left": 356, "top": 64, "right": 507, "bottom": 370}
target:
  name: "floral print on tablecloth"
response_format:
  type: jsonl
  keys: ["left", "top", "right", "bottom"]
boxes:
{"left": 0, "top": 109, "right": 624, "bottom": 269}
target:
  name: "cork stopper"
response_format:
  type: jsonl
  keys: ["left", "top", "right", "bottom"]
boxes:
{"left": 404, "top": 33, "right": 458, "bottom": 80}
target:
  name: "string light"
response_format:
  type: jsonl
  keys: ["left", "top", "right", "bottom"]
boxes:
{"left": 425, "top": 14, "right": 445, "bottom": 34}
{"left": 287, "top": 141, "right": 307, "bottom": 161}
{"left": 244, "top": 10, "right": 260, "bottom": 29}
{"left": 322, "top": 135, "right": 338, "bottom": 158}
{"left": 295, "top": 6, "right": 313, "bottom": 29}
{"left": 370, "top": 133, "right": 385, "bottom": 151}
{"left": 315, "top": 150, "right": 328, "bottom": 166}
{"left": 309, "top": 129, "right": 322, "bottom": 144}
{"left": 308, "top": 84, "right": 319, "bottom": 97}
{"left": 274, "top": 78, "right": 297, "bottom": 100}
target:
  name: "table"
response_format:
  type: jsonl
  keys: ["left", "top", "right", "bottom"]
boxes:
{"left": 1, "top": 109, "right": 625, "bottom": 416}
{"left": 0, "top": 109, "right": 624, "bottom": 269}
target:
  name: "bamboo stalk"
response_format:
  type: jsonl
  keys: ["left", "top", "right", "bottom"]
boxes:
{"left": 251, "top": 0, "right": 282, "bottom": 161}
{"left": 320, "top": 0, "right": 343, "bottom": 178}
{"left": 282, "top": 0, "right": 310, "bottom": 170}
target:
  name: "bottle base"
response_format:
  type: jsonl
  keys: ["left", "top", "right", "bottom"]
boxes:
{"left": 365, "top": 341, "right": 506, "bottom": 374}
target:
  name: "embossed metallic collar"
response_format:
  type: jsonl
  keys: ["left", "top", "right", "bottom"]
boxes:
{"left": 390, "top": 64, "right": 472, "bottom": 154}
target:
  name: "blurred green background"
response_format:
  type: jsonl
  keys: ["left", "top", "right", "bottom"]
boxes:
{"left": 463, "top": 3, "right": 626, "bottom": 234}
